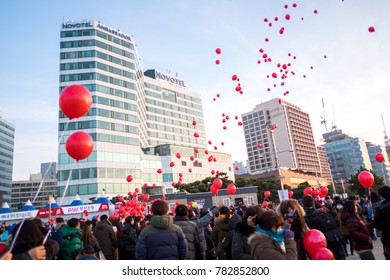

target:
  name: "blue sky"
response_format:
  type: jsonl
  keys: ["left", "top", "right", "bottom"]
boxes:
{"left": 1, "top": 0, "right": 390, "bottom": 180}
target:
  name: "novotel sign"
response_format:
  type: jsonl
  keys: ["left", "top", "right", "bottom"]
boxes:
{"left": 155, "top": 71, "right": 186, "bottom": 87}
{"left": 62, "top": 21, "right": 132, "bottom": 41}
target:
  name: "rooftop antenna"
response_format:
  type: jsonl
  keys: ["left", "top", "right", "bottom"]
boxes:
{"left": 320, "top": 97, "right": 328, "bottom": 132}
{"left": 331, "top": 103, "right": 337, "bottom": 130}
{"left": 382, "top": 114, "right": 389, "bottom": 147}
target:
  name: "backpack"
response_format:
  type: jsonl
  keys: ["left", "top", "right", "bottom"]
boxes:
{"left": 316, "top": 213, "right": 343, "bottom": 246}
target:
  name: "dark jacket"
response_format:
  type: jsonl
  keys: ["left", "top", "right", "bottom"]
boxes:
{"left": 374, "top": 199, "right": 390, "bottom": 248}
{"left": 231, "top": 222, "right": 255, "bottom": 260}
{"left": 93, "top": 219, "right": 118, "bottom": 259}
{"left": 341, "top": 212, "right": 373, "bottom": 251}
{"left": 118, "top": 223, "right": 137, "bottom": 260}
{"left": 61, "top": 225, "right": 83, "bottom": 260}
{"left": 174, "top": 216, "right": 202, "bottom": 260}
{"left": 136, "top": 215, "right": 188, "bottom": 260}
{"left": 248, "top": 233, "right": 297, "bottom": 260}
{"left": 212, "top": 216, "right": 230, "bottom": 259}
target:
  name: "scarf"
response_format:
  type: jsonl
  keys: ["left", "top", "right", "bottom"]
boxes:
{"left": 256, "top": 225, "right": 285, "bottom": 245}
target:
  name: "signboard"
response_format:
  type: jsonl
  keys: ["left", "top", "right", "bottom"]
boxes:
{"left": 36, "top": 208, "right": 64, "bottom": 218}
{"left": 278, "top": 190, "right": 289, "bottom": 202}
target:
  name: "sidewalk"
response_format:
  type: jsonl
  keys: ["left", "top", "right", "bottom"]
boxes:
{"left": 346, "top": 239, "right": 385, "bottom": 260}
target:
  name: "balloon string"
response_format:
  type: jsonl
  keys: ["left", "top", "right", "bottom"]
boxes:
{"left": 42, "top": 225, "right": 52, "bottom": 245}
{"left": 31, "top": 120, "right": 70, "bottom": 204}
{"left": 7, "top": 217, "right": 26, "bottom": 253}
{"left": 59, "top": 165, "right": 75, "bottom": 206}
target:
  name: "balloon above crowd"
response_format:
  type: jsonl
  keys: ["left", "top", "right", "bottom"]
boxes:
{"left": 59, "top": 85, "right": 92, "bottom": 120}
{"left": 65, "top": 131, "right": 94, "bottom": 161}
{"left": 358, "top": 171, "right": 375, "bottom": 189}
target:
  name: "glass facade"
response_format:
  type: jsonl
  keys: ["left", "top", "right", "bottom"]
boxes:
{"left": 0, "top": 113, "right": 15, "bottom": 203}
{"left": 366, "top": 143, "right": 390, "bottom": 185}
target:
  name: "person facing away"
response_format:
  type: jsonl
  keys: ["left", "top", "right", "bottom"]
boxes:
{"left": 118, "top": 216, "right": 137, "bottom": 260}
{"left": 51, "top": 217, "right": 66, "bottom": 259}
{"left": 212, "top": 206, "right": 231, "bottom": 260}
{"left": 374, "top": 185, "right": 390, "bottom": 260}
{"left": 231, "top": 205, "right": 263, "bottom": 260}
{"left": 93, "top": 214, "right": 118, "bottom": 260}
{"left": 10, "top": 220, "right": 47, "bottom": 260}
{"left": 303, "top": 195, "right": 346, "bottom": 260}
{"left": 61, "top": 218, "right": 84, "bottom": 260}
{"left": 248, "top": 210, "right": 297, "bottom": 260}
{"left": 341, "top": 200, "right": 375, "bottom": 260}
{"left": 136, "top": 200, "right": 188, "bottom": 260}
{"left": 173, "top": 204, "right": 203, "bottom": 260}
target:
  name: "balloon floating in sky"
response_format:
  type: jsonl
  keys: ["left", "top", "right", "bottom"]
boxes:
{"left": 59, "top": 85, "right": 92, "bottom": 120}
{"left": 368, "top": 26, "right": 375, "bottom": 33}
{"left": 358, "top": 171, "right": 375, "bottom": 188}
{"left": 215, "top": 48, "right": 221, "bottom": 54}
{"left": 375, "top": 152, "right": 384, "bottom": 163}
{"left": 65, "top": 131, "right": 94, "bottom": 162}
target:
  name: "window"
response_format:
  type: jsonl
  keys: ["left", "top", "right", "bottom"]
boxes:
{"left": 247, "top": 196, "right": 255, "bottom": 205}
{"left": 223, "top": 198, "right": 231, "bottom": 207}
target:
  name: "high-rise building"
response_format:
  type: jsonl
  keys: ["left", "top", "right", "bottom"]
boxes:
{"left": 0, "top": 106, "right": 15, "bottom": 204}
{"left": 366, "top": 142, "right": 390, "bottom": 185}
{"left": 317, "top": 145, "right": 332, "bottom": 185}
{"left": 11, "top": 162, "right": 58, "bottom": 210}
{"left": 242, "top": 98, "right": 320, "bottom": 175}
{"left": 58, "top": 20, "right": 233, "bottom": 204}
{"left": 322, "top": 129, "right": 372, "bottom": 182}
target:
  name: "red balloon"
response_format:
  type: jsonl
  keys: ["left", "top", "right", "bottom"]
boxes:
{"left": 288, "top": 190, "right": 294, "bottom": 197}
{"left": 194, "top": 132, "right": 199, "bottom": 138}
{"left": 169, "top": 162, "right": 175, "bottom": 167}
{"left": 320, "top": 186, "right": 328, "bottom": 196}
{"left": 118, "top": 196, "right": 124, "bottom": 202}
{"left": 59, "top": 85, "right": 92, "bottom": 119}
{"left": 304, "top": 187, "right": 313, "bottom": 196}
{"left": 368, "top": 26, "right": 375, "bottom": 33}
{"left": 313, "top": 189, "right": 320, "bottom": 197}
{"left": 176, "top": 153, "right": 181, "bottom": 159}
{"left": 192, "top": 120, "right": 197, "bottom": 126}
{"left": 134, "top": 187, "right": 139, "bottom": 193}
{"left": 227, "top": 184, "right": 236, "bottom": 195}
{"left": 157, "top": 168, "right": 162, "bottom": 174}
{"left": 303, "top": 229, "right": 327, "bottom": 256}
{"left": 215, "top": 59, "right": 220, "bottom": 65}
{"left": 126, "top": 175, "right": 133, "bottom": 182}
{"left": 65, "top": 131, "right": 94, "bottom": 161}
{"left": 358, "top": 171, "right": 375, "bottom": 188}
{"left": 264, "top": 191, "right": 271, "bottom": 198}
{"left": 375, "top": 152, "right": 384, "bottom": 163}
{"left": 143, "top": 183, "right": 148, "bottom": 189}
{"left": 210, "top": 186, "right": 218, "bottom": 195}
{"left": 311, "top": 247, "right": 335, "bottom": 260}
{"left": 215, "top": 48, "right": 221, "bottom": 54}
{"left": 262, "top": 201, "right": 269, "bottom": 208}
{"left": 83, "top": 209, "right": 89, "bottom": 216}
{"left": 213, "top": 178, "right": 223, "bottom": 189}
{"left": 235, "top": 166, "right": 240, "bottom": 171}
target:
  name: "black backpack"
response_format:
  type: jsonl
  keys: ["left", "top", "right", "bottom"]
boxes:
{"left": 316, "top": 213, "right": 343, "bottom": 246}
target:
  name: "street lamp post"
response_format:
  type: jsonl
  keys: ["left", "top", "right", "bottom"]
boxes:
{"left": 267, "top": 122, "right": 284, "bottom": 190}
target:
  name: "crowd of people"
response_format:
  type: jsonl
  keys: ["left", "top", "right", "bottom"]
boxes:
{"left": 1, "top": 185, "right": 389, "bottom": 261}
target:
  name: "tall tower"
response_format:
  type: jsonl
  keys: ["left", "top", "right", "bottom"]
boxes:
{"left": 242, "top": 98, "right": 320, "bottom": 175}
{"left": 0, "top": 106, "right": 15, "bottom": 204}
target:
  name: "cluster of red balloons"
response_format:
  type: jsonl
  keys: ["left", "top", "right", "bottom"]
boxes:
{"left": 115, "top": 188, "right": 150, "bottom": 219}
{"left": 303, "top": 186, "right": 328, "bottom": 198}
{"left": 60, "top": 85, "right": 94, "bottom": 162}
{"left": 303, "top": 229, "right": 335, "bottom": 260}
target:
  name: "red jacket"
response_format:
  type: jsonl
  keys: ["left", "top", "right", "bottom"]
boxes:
{"left": 342, "top": 213, "right": 373, "bottom": 251}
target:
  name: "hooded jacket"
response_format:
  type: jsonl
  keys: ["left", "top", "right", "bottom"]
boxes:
{"left": 248, "top": 233, "right": 297, "bottom": 260}
{"left": 93, "top": 219, "right": 118, "bottom": 258}
{"left": 61, "top": 225, "right": 83, "bottom": 260}
{"left": 136, "top": 215, "right": 188, "bottom": 260}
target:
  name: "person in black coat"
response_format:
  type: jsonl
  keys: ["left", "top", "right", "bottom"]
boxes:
{"left": 374, "top": 185, "right": 390, "bottom": 260}
{"left": 118, "top": 216, "right": 137, "bottom": 260}
{"left": 231, "top": 206, "right": 263, "bottom": 259}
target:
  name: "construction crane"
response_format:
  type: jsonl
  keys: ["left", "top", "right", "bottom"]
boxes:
{"left": 320, "top": 98, "right": 328, "bottom": 132}
{"left": 382, "top": 114, "right": 389, "bottom": 147}
{"left": 331, "top": 103, "right": 337, "bottom": 130}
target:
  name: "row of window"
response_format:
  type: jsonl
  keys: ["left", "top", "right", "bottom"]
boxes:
{"left": 0, "top": 143, "right": 13, "bottom": 153}
{"left": 60, "top": 72, "right": 136, "bottom": 91}
{"left": 0, "top": 135, "right": 14, "bottom": 146}
{"left": 145, "top": 83, "right": 202, "bottom": 104}
{"left": 0, "top": 128, "right": 14, "bottom": 139}
{"left": 0, "top": 121, "right": 15, "bottom": 132}
{"left": 60, "top": 37, "right": 135, "bottom": 60}
{"left": 59, "top": 119, "right": 139, "bottom": 134}
{"left": 146, "top": 105, "right": 203, "bottom": 118}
